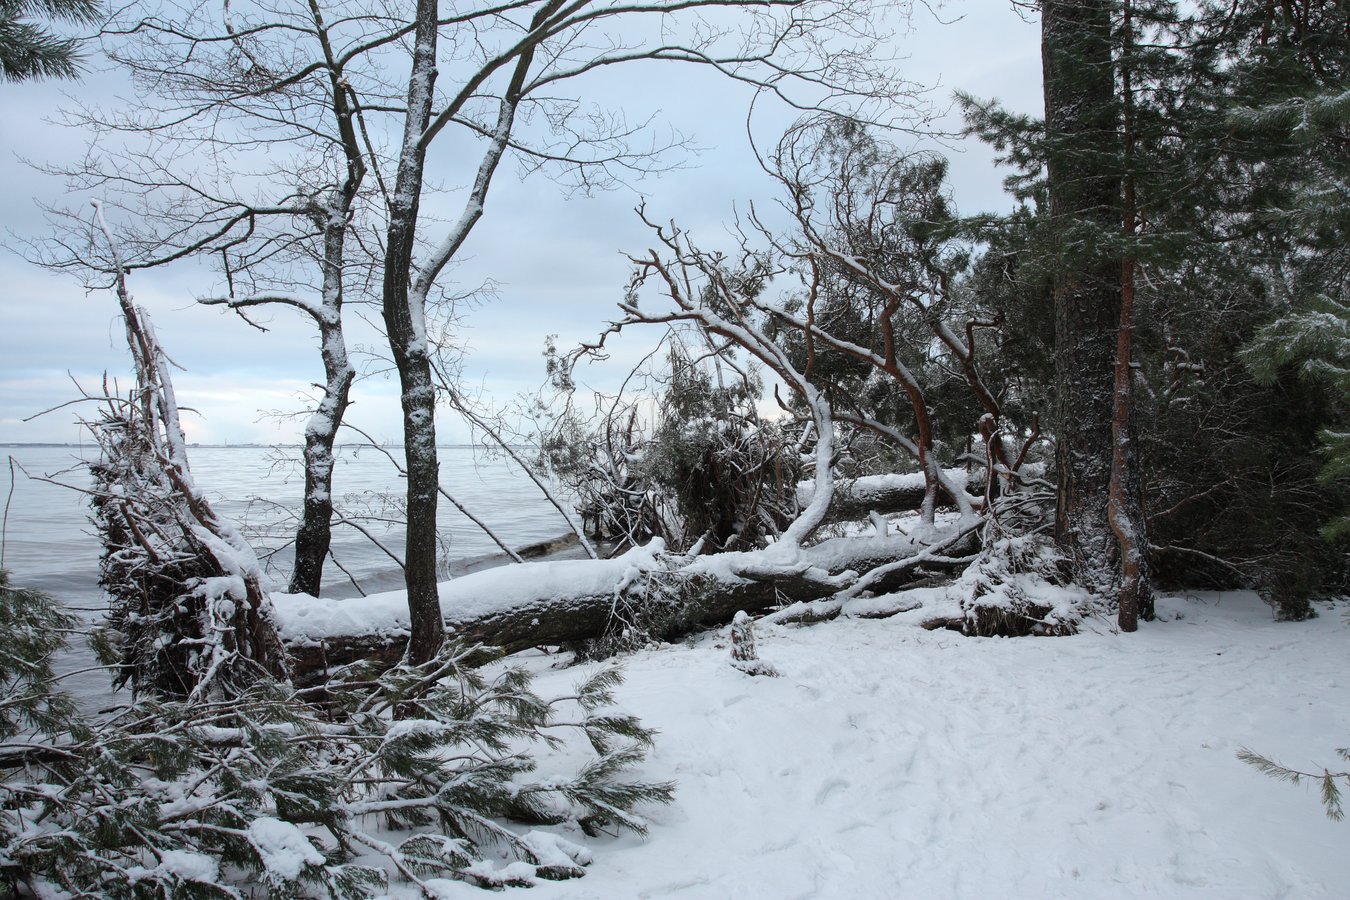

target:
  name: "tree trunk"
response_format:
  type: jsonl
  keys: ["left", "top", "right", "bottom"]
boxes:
{"left": 288, "top": 186, "right": 357, "bottom": 596}
{"left": 1041, "top": 0, "right": 1124, "bottom": 593}
{"left": 289, "top": 7, "right": 365, "bottom": 597}
{"left": 278, "top": 533, "right": 976, "bottom": 684}
{"left": 382, "top": 0, "right": 444, "bottom": 664}
{"left": 800, "top": 468, "right": 985, "bottom": 524}
{"left": 1108, "top": 0, "right": 1153, "bottom": 630}
{"left": 288, "top": 319, "right": 355, "bottom": 596}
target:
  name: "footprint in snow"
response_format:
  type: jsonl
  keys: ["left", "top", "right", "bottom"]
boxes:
{"left": 814, "top": 777, "right": 851, "bottom": 806}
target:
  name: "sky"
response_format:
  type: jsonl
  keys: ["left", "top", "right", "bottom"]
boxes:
{"left": 0, "top": 0, "right": 1043, "bottom": 446}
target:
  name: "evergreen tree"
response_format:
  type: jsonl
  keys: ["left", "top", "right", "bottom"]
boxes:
{"left": 1239, "top": 746, "right": 1350, "bottom": 821}
{"left": 2, "top": 627, "right": 673, "bottom": 895}
{"left": 1243, "top": 279, "right": 1350, "bottom": 541}
{"left": 0, "top": 0, "right": 99, "bottom": 81}
{"left": 965, "top": 0, "right": 1350, "bottom": 614}
{"left": 0, "top": 571, "right": 76, "bottom": 742}
{"left": 1039, "top": 0, "right": 1153, "bottom": 628}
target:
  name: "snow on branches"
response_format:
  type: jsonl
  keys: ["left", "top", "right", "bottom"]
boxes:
{"left": 85, "top": 204, "right": 288, "bottom": 700}
{"left": 0, "top": 629, "right": 672, "bottom": 897}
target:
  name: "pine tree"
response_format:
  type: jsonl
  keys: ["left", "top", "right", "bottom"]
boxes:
{"left": 0, "top": 0, "right": 99, "bottom": 81}
{"left": 1244, "top": 291, "right": 1350, "bottom": 540}
{"left": 1039, "top": 0, "right": 1153, "bottom": 628}
{"left": 0, "top": 571, "right": 76, "bottom": 742}
{"left": 964, "top": 0, "right": 1350, "bottom": 612}
{"left": 1238, "top": 746, "right": 1350, "bottom": 821}
{"left": 2, "top": 633, "right": 674, "bottom": 895}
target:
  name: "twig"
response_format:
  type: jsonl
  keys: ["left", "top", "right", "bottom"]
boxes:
{"left": 2, "top": 457, "right": 14, "bottom": 571}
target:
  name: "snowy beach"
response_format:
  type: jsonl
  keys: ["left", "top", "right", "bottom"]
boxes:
{"left": 486, "top": 593, "right": 1349, "bottom": 899}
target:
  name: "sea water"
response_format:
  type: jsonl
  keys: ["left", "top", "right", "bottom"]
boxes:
{"left": 1, "top": 444, "right": 574, "bottom": 700}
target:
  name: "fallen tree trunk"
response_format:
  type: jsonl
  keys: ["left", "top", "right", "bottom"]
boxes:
{"left": 275, "top": 525, "right": 980, "bottom": 684}
{"left": 807, "top": 468, "right": 980, "bottom": 524}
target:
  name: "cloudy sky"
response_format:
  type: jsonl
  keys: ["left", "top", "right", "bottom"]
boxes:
{"left": 0, "top": 0, "right": 1042, "bottom": 446}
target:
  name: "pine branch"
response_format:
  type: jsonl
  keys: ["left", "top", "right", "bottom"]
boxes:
{"left": 1238, "top": 747, "right": 1350, "bottom": 821}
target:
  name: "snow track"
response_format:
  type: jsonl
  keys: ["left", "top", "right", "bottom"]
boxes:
{"left": 425, "top": 593, "right": 1349, "bottom": 899}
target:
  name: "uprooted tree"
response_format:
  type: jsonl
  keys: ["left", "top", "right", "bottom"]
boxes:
{"left": 369, "top": 0, "right": 928, "bottom": 665}
{"left": 52, "top": 0, "right": 1350, "bottom": 703}
{"left": 85, "top": 202, "right": 290, "bottom": 699}
{"left": 282, "top": 120, "right": 1074, "bottom": 674}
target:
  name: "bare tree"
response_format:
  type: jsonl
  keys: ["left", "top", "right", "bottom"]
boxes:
{"left": 368, "top": 0, "right": 924, "bottom": 661}
{"left": 37, "top": 0, "right": 382, "bottom": 597}
{"left": 578, "top": 208, "right": 844, "bottom": 553}
{"left": 769, "top": 120, "right": 1020, "bottom": 492}
{"left": 573, "top": 121, "right": 1049, "bottom": 553}
{"left": 44, "top": 0, "right": 923, "bottom": 664}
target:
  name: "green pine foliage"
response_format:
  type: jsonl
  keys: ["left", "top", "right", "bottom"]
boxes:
{"left": 1238, "top": 746, "right": 1350, "bottom": 822}
{"left": 0, "top": 570, "right": 77, "bottom": 740}
{"left": 0, "top": 0, "right": 101, "bottom": 81}
{"left": 2, "top": 617, "right": 674, "bottom": 897}
{"left": 1243, "top": 292, "right": 1350, "bottom": 540}
{"left": 959, "top": 0, "right": 1350, "bottom": 609}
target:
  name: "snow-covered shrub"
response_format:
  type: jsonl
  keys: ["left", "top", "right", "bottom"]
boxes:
{"left": 956, "top": 533, "right": 1083, "bottom": 637}
{"left": 1, "top": 634, "right": 673, "bottom": 897}
{"left": 540, "top": 347, "right": 801, "bottom": 556}
{"left": 538, "top": 403, "right": 664, "bottom": 550}
{"left": 642, "top": 360, "right": 800, "bottom": 553}
{"left": 928, "top": 493, "right": 1085, "bottom": 637}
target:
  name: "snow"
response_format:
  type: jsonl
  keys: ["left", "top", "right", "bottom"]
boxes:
{"left": 392, "top": 592, "right": 1349, "bottom": 898}
{"left": 247, "top": 816, "right": 324, "bottom": 882}
{"left": 519, "top": 830, "right": 593, "bottom": 869}
{"left": 796, "top": 468, "right": 968, "bottom": 507}
{"left": 127, "top": 849, "right": 221, "bottom": 886}
{"left": 273, "top": 540, "right": 669, "bottom": 645}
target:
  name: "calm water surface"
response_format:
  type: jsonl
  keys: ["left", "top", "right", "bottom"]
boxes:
{"left": 2, "top": 445, "right": 574, "bottom": 700}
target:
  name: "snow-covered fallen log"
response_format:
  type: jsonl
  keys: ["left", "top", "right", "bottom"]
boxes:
{"left": 800, "top": 468, "right": 979, "bottom": 522}
{"left": 274, "top": 526, "right": 981, "bottom": 683}
{"left": 804, "top": 464, "right": 1048, "bottom": 524}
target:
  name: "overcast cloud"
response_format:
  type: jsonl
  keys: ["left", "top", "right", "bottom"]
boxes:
{"left": 0, "top": 0, "right": 1041, "bottom": 446}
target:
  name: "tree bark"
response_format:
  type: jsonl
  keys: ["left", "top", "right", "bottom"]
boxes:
{"left": 1041, "top": 0, "right": 1124, "bottom": 592}
{"left": 382, "top": 0, "right": 444, "bottom": 665}
{"left": 289, "top": 1, "right": 365, "bottom": 597}
{"left": 289, "top": 317, "right": 355, "bottom": 596}
{"left": 1108, "top": 0, "right": 1153, "bottom": 630}
{"left": 278, "top": 533, "right": 975, "bottom": 684}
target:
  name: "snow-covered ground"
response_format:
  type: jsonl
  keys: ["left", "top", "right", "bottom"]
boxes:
{"left": 433, "top": 592, "right": 1348, "bottom": 899}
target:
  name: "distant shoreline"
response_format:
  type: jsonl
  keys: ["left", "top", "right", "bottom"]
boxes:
{"left": 1, "top": 443, "right": 532, "bottom": 450}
